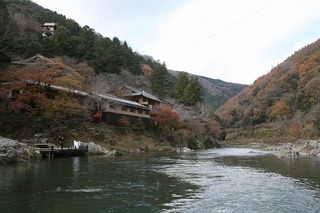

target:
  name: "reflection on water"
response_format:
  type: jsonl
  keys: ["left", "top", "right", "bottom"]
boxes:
{"left": 0, "top": 148, "right": 320, "bottom": 212}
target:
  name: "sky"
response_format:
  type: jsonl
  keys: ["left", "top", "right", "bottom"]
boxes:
{"left": 34, "top": 0, "right": 320, "bottom": 84}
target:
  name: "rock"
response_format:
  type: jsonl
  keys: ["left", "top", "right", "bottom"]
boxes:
{"left": 176, "top": 147, "right": 193, "bottom": 153}
{"left": 266, "top": 139, "right": 320, "bottom": 158}
{"left": 0, "top": 136, "right": 40, "bottom": 164}
{"left": 83, "top": 142, "right": 114, "bottom": 156}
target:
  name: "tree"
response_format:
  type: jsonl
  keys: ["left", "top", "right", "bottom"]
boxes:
{"left": 179, "top": 76, "right": 204, "bottom": 106}
{"left": 0, "top": 1, "right": 18, "bottom": 54}
{"left": 76, "top": 25, "right": 96, "bottom": 60}
{"left": 174, "top": 72, "right": 189, "bottom": 99}
{"left": 122, "top": 41, "right": 142, "bottom": 75}
{"left": 53, "top": 26, "right": 75, "bottom": 56}
{"left": 15, "top": 32, "right": 44, "bottom": 57}
{"left": 151, "top": 105, "right": 180, "bottom": 129}
{"left": 104, "top": 44, "right": 125, "bottom": 74}
{"left": 150, "top": 62, "right": 173, "bottom": 98}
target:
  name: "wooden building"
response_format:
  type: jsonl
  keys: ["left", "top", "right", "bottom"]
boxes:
{"left": 41, "top": 23, "right": 57, "bottom": 37}
{"left": 115, "top": 85, "right": 162, "bottom": 111}
{"left": 92, "top": 93, "right": 151, "bottom": 128}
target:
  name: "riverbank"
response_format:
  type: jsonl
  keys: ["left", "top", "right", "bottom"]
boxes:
{"left": 0, "top": 135, "right": 194, "bottom": 164}
{"left": 221, "top": 138, "right": 320, "bottom": 158}
{"left": 264, "top": 139, "right": 320, "bottom": 158}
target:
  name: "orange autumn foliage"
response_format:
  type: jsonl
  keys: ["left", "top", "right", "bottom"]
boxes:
{"left": 151, "top": 105, "right": 180, "bottom": 129}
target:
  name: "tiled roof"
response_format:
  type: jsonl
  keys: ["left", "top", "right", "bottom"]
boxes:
{"left": 124, "top": 85, "right": 161, "bottom": 102}
{"left": 93, "top": 93, "right": 148, "bottom": 109}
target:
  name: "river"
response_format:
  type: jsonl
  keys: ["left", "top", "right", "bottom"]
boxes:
{"left": 1, "top": 148, "right": 320, "bottom": 212}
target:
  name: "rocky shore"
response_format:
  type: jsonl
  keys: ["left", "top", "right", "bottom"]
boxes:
{"left": 265, "top": 139, "right": 320, "bottom": 158}
{"left": 0, "top": 136, "right": 40, "bottom": 164}
{"left": 0, "top": 135, "right": 193, "bottom": 164}
{"left": 0, "top": 136, "right": 117, "bottom": 164}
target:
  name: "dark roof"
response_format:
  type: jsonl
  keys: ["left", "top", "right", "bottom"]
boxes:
{"left": 94, "top": 93, "right": 148, "bottom": 109}
{"left": 124, "top": 85, "right": 162, "bottom": 102}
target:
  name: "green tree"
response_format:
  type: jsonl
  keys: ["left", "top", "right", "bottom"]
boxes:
{"left": 76, "top": 25, "right": 96, "bottom": 60}
{"left": 179, "top": 76, "right": 204, "bottom": 106}
{"left": 122, "top": 41, "right": 142, "bottom": 75}
{"left": 15, "top": 31, "right": 44, "bottom": 57}
{"left": 104, "top": 44, "right": 125, "bottom": 74}
{"left": 53, "top": 26, "right": 76, "bottom": 56}
{"left": 150, "top": 62, "right": 173, "bottom": 98}
{"left": 174, "top": 72, "right": 189, "bottom": 99}
{"left": 92, "top": 36, "right": 112, "bottom": 73}
{"left": 41, "top": 37, "right": 61, "bottom": 57}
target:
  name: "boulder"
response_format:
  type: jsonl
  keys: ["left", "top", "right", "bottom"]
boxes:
{"left": 83, "top": 142, "right": 115, "bottom": 156}
{"left": 0, "top": 136, "right": 40, "bottom": 164}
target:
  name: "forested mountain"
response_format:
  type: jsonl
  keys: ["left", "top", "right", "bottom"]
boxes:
{"left": 0, "top": 0, "right": 144, "bottom": 75}
{"left": 169, "top": 70, "right": 247, "bottom": 110}
{"left": 216, "top": 39, "right": 320, "bottom": 139}
{"left": 0, "top": 0, "right": 244, "bottom": 109}
{"left": 0, "top": 0, "right": 236, "bottom": 148}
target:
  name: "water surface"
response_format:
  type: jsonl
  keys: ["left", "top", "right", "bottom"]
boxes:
{"left": 1, "top": 148, "right": 320, "bottom": 212}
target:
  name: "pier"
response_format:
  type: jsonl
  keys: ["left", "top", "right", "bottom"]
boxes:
{"left": 39, "top": 146, "right": 88, "bottom": 158}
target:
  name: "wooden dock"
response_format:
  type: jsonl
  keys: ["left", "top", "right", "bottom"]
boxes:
{"left": 39, "top": 146, "right": 88, "bottom": 158}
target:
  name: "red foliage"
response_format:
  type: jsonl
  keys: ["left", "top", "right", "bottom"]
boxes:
{"left": 151, "top": 105, "right": 180, "bottom": 128}
{"left": 93, "top": 112, "right": 102, "bottom": 118}
{"left": 10, "top": 91, "right": 45, "bottom": 116}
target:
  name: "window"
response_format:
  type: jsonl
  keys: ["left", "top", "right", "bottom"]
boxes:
{"left": 110, "top": 103, "right": 116, "bottom": 109}
{"left": 122, "top": 106, "right": 128, "bottom": 111}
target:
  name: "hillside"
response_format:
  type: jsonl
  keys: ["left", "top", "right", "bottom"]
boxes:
{"left": 0, "top": 0, "right": 234, "bottom": 151}
{"left": 216, "top": 39, "right": 320, "bottom": 140}
{"left": 169, "top": 70, "right": 247, "bottom": 110}
{"left": 0, "top": 0, "right": 244, "bottom": 109}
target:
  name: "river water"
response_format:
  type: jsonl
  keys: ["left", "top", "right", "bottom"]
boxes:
{"left": 1, "top": 148, "right": 320, "bottom": 212}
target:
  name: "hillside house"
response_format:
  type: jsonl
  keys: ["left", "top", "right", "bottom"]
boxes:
{"left": 41, "top": 23, "right": 57, "bottom": 37}
{"left": 115, "top": 85, "right": 162, "bottom": 111}
{"left": 92, "top": 93, "right": 151, "bottom": 128}
{"left": 3, "top": 55, "right": 159, "bottom": 128}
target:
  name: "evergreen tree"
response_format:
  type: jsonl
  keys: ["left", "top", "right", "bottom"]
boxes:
{"left": 92, "top": 36, "right": 112, "bottom": 73}
{"left": 174, "top": 72, "right": 189, "bottom": 99}
{"left": 179, "top": 76, "right": 204, "bottom": 106}
{"left": 76, "top": 25, "right": 96, "bottom": 60}
{"left": 15, "top": 32, "right": 43, "bottom": 57}
{"left": 150, "top": 62, "right": 173, "bottom": 98}
{"left": 104, "top": 44, "right": 125, "bottom": 74}
{"left": 122, "top": 41, "right": 142, "bottom": 75}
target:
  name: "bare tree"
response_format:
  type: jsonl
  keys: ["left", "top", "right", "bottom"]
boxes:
{"left": 0, "top": 2, "right": 18, "bottom": 54}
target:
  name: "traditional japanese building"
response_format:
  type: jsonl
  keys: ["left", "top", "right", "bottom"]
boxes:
{"left": 41, "top": 23, "right": 57, "bottom": 37}
{"left": 115, "top": 85, "right": 162, "bottom": 111}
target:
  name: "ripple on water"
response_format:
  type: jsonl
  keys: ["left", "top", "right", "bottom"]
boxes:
{"left": 157, "top": 149, "right": 320, "bottom": 213}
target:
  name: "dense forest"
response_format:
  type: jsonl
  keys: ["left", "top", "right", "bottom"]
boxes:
{"left": 216, "top": 39, "right": 320, "bottom": 140}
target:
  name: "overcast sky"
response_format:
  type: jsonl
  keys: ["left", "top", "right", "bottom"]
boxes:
{"left": 34, "top": 0, "right": 320, "bottom": 84}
